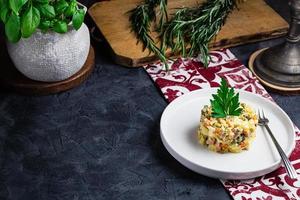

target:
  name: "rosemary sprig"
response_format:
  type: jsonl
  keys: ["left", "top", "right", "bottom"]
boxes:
{"left": 162, "top": 0, "right": 238, "bottom": 66}
{"left": 129, "top": 0, "right": 241, "bottom": 68}
{"left": 157, "top": 0, "right": 168, "bottom": 32}
{"left": 129, "top": 0, "right": 168, "bottom": 66}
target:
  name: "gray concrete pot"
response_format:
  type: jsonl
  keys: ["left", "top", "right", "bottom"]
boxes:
{"left": 6, "top": 23, "right": 90, "bottom": 82}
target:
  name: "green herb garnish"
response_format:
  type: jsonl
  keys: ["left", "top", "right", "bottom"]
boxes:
{"left": 210, "top": 78, "right": 242, "bottom": 118}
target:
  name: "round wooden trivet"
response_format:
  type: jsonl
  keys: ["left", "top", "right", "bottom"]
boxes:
{"left": 0, "top": 43, "right": 95, "bottom": 95}
{"left": 249, "top": 48, "right": 300, "bottom": 95}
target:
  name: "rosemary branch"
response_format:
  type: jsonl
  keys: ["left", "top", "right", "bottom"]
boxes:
{"left": 129, "top": 0, "right": 240, "bottom": 68}
{"left": 162, "top": 0, "right": 238, "bottom": 66}
{"left": 129, "top": 0, "right": 168, "bottom": 65}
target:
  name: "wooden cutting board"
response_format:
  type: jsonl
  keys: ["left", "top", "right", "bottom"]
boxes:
{"left": 89, "top": 0, "right": 288, "bottom": 67}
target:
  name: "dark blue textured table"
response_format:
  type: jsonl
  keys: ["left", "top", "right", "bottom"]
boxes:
{"left": 0, "top": 0, "right": 299, "bottom": 199}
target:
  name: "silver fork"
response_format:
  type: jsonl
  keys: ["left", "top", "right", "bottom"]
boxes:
{"left": 258, "top": 109, "right": 298, "bottom": 179}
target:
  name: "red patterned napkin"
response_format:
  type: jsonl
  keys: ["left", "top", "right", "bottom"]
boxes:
{"left": 144, "top": 49, "right": 300, "bottom": 200}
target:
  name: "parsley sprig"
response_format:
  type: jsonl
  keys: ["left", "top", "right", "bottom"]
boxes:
{"left": 210, "top": 79, "right": 242, "bottom": 118}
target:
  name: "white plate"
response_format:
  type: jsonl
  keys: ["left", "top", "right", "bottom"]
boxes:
{"left": 160, "top": 89, "right": 295, "bottom": 180}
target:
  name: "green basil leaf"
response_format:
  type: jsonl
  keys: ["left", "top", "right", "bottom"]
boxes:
{"left": 33, "top": 0, "right": 49, "bottom": 4}
{"left": 65, "top": 1, "right": 76, "bottom": 17}
{"left": 72, "top": 9, "right": 85, "bottom": 30}
{"left": 55, "top": 0, "right": 68, "bottom": 15}
{"left": 5, "top": 13, "right": 21, "bottom": 42}
{"left": 38, "top": 4, "right": 55, "bottom": 19}
{"left": 21, "top": 5, "right": 40, "bottom": 38}
{"left": 0, "top": 0, "right": 9, "bottom": 8}
{"left": 9, "top": 0, "right": 27, "bottom": 14}
{"left": 39, "top": 20, "right": 50, "bottom": 31}
{"left": 53, "top": 20, "right": 67, "bottom": 33}
{"left": 0, "top": 3, "right": 9, "bottom": 23}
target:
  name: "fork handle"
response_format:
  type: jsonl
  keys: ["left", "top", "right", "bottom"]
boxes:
{"left": 264, "top": 124, "right": 298, "bottom": 179}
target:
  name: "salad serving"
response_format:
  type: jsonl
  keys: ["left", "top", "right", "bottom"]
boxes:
{"left": 197, "top": 79, "right": 258, "bottom": 153}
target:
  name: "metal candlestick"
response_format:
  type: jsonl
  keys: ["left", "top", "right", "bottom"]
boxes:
{"left": 252, "top": 0, "right": 300, "bottom": 88}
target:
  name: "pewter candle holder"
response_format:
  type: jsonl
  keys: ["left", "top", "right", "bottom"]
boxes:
{"left": 252, "top": 0, "right": 300, "bottom": 88}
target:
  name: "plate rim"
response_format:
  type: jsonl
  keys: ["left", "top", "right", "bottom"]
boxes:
{"left": 160, "top": 88, "right": 296, "bottom": 179}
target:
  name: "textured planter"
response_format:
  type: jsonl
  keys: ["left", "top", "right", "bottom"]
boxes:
{"left": 6, "top": 23, "right": 90, "bottom": 82}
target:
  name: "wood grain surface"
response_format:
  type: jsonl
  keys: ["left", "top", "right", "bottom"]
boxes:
{"left": 0, "top": 40, "right": 95, "bottom": 95}
{"left": 89, "top": 0, "right": 289, "bottom": 67}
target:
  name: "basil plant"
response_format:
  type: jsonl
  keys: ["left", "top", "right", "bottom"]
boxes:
{"left": 0, "top": 0, "right": 86, "bottom": 43}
